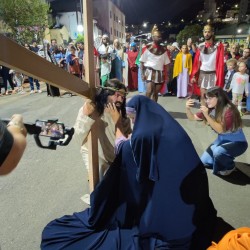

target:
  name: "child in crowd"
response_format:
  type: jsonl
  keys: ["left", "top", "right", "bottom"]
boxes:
{"left": 66, "top": 45, "right": 81, "bottom": 78}
{"left": 228, "top": 61, "right": 249, "bottom": 114}
{"left": 173, "top": 44, "right": 192, "bottom": 98}
{"left": 223, "top": 58, "right": 237, "bottom": 100}
{"left": 12, "top": 71, "right": 25, "bottom": 94}
{"left": 100, "top": 54, "right": 111, "bottom": 86}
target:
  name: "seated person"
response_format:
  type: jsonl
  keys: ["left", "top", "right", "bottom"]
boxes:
{"left": 0, "top": 115, "right": 27, "bottom": 175}
{"left": 41, "top": 96, "right": 217, "bottom": 250}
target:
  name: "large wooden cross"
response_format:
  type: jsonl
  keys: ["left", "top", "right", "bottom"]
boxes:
{"left": 0, "top": 0, "right": 99, "bottom": 192}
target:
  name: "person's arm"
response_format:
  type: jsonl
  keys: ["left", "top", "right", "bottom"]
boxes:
{"left": 228, "top": 75, "right": 236, "bottom": 92}
{"left": 200, "top": 106, "right": 224, "bottom": 133}
{"left": 105, "top": 103, "right": 129, "bottom": 155}
{"left": 0, "top": 115, "right": 27, "bottom": 175}
{"left": 73, "top": 100, "right": 99, "bottom": 147}
{"left": 245, "top": 75, "right": 249, "bottom": 96}
{"left": 140, "top": 62, "right": 146, "bottom": 81}
{"left": 185, "top": 99, "right": 203, "bottom": 121}
{"left": 191, "top": 43, "right": 197, "bottom": 53}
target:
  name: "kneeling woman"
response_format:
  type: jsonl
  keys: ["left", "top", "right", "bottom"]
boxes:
{"left": 186, "top": 86, "right": 248, "bottom": 176}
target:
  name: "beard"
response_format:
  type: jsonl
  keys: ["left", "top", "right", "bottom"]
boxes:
{"left": 153, "top": 39, "right": 162, "bottom": 45}
{"left": 204, "top": 35, "right": 212, "bottom": 41}
{"left": 115, "top": 101, "right": 122, "bottom": 110}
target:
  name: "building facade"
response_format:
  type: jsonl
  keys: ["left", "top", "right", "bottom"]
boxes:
{"left": 93, "top": 0, "right": 126, "bottom": 43}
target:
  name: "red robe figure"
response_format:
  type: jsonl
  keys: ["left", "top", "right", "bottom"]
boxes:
{"left": 127, "top": 42, "right": 139, "bottom": 91}
{"left": 190, "top": 23, "right": 224, "bottom": 105}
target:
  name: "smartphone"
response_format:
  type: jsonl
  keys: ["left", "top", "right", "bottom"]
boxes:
{"left": 193, "top": 101, "right": 201, "bottom": 109}
{"left": 36, "top": 120, "right": 64, "bottom": 139}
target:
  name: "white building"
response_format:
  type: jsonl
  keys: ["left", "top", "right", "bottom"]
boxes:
{"left": 56, "top": 12, "right": 82, "bottom": 40}
{"left": 50, "top": 0, "right": 125, "bottom": 43}
{"left": 93, "top": 0, "right": 126, "bottom": 43}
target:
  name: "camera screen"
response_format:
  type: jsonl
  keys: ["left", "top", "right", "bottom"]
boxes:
{"left": 38, "top": 121, "right": 64, "bottom": 138}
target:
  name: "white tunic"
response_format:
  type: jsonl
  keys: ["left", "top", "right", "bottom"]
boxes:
{"left": 140, "top": 49, "right": 170, "bottom": 71}
{"left": 200, "top": 50, "right": 217, "bottom": 72}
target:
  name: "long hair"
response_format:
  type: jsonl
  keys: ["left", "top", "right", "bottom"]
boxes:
{"left": 95, "top": 79, "right": 127, "bottom": 118}
{"left": 205, "top": 87, "right": 242, "bottom": 131}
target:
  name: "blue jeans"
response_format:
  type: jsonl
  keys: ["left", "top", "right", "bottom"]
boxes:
{"left": 28, "top": 77, "right": 40, "bottom": 91}
{"left": 247, "top": 94, "right": 250, "bottom": 111}
{"left": 201, "top": 140, "right": 248, "bottom": 174}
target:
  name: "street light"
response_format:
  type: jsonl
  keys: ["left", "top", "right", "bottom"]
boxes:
{"left": 77, "top": 24, "right": 84, "bottom": 33}
{"left": 143, "top": 22, "right": 147, "bottom": 28}
{"left": 237, "top": 28, "right": 242, "bottom": 34}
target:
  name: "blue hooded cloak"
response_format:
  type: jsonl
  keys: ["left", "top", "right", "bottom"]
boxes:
{"left": 41, "top": 95, "right": 217, "bottom": 250}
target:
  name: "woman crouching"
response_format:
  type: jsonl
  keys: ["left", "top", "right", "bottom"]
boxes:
{"left": 186, "top": 86, "right": 248, "bottom": 176}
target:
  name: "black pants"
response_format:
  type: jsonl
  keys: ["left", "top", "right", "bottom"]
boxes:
{"left": 1, "top": 66, "right": 15, "bottom": 92}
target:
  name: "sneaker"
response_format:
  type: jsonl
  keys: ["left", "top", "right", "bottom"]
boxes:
{"left": 38, "top": 90, "right": 42, "bottom": 93}
{"left": 30, "top": 90, "right": 35, "bottom": 94}
{"left": 218, "top": 167, "right": 236, "bottom": 176}
{"left": 81, "top": 194, "right": 90, "bottom": 205}
{"left": 19, "top": 90, "right": 25, "bottom": 94}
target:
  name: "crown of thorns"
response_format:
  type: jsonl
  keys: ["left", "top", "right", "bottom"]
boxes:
{"left": 96, "top": 86, "right": 128, "bottom": 95}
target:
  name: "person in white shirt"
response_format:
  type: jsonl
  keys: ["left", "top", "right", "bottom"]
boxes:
{"left": 140, "top": 25, "right": 170, "bottom": 102}
{"left": 97, "top": 35, "right": 114, "bottom": 85}
{"left": 190, "top": 23, "right": 224, "bottom": 105}
{"left": 228, "top": 61, "right": 249, "bottom": 114}
{"left": 73, "top": 79, "right": 131, "bottom": 180}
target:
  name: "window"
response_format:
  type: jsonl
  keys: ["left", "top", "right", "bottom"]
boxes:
{"left": 111, "top": 27, "right": 112, "bottom": 35}
{"left": 114, "top": 13, "right": 115, "bottom": 21}
{"left": 110, "top": 11, "right": 112, "bottom": 18}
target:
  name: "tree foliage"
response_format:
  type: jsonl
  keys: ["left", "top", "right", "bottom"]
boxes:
{"left": 75, "top": 34, "right": 84, "bottom": 44}
{"left": 0, "top": 0, "right": 50, "bottom": 44}
{"left": 176, "top": 24, "right": 203, "bottom": 45}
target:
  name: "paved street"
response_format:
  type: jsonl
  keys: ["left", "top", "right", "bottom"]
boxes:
{"left": 0, "top": 86, "right": 250, "bottom": 250}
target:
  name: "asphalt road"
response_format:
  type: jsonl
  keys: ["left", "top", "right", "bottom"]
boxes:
{"left": 0, "top": 86, "right": 249, "bottom": 250}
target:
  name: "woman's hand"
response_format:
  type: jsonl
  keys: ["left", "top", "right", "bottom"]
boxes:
{"left": 105, "top": 103, "right": 121, "bottom": 125}
{"left": 186, "top": 99, "right": 195, "bottom": 109}
{"left": 200, "top": 105, "right": 209, "bottom": 116}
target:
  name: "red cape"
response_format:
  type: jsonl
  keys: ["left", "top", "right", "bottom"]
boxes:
{"left": 190, "top": 43, "right": 224, "bottom": 96}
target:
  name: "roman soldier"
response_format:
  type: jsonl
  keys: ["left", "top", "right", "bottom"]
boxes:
{"left": 139, "top": 25, "right": 170, "bottom": 102}
{"left": 190, "top": 23, "right": 224, "bottom": 105}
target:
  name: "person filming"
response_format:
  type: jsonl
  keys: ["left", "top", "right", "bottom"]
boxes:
{"left": 186, "top": 86, "right": 248, "bottom": 176}
{"left": 0, "top": 114, "right": 27, "bottom": 175}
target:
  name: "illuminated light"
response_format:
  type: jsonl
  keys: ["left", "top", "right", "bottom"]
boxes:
{"left": 77, "top": 25, "right": 84, "bottom": 32}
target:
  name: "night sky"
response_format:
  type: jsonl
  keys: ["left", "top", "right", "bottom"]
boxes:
{"left": 49, "top": 0, "right": 204, "bottom": 25}
{"left": 121, "top": 0, "right": 204, "bottom": 24}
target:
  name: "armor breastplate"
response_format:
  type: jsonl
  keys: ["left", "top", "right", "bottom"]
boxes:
{"left": 199, "top": 43, "right": 217, "bottom": 54}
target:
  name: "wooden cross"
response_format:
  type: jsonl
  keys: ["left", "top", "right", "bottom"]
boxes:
{"left": 0, "top": 0, "right": 99, "bottom": 192}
